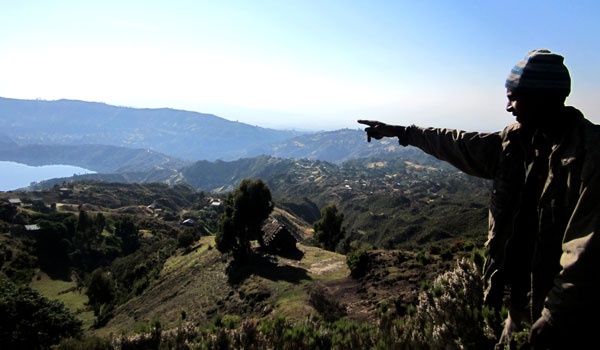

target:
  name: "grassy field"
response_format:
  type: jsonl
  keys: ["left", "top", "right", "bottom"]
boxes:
{"left": 94, "top": 235, "right": 350, "bottom": 336}
{"left": 30, "top": 271, "right": 96, "bottom": 329}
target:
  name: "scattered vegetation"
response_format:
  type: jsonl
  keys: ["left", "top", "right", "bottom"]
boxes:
{"left": 0, "top": 153, "right": 493, "bottom": 348}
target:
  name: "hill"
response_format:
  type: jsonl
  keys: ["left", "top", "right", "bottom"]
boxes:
{"left": 0, "top": 144, "right": 191, "bottom": 173}
{"left": 249, "top": 128, "right": 413, "bottom": 163}
{"left": 0, "top": 97, "right": 299, "bottom": 160}
{"left": 0, "top": 181, "right": 483, "bottom": 343}
{"left": 1, "top": 96, "right": 464, "bottom": 167}
{"left": 26, "top": 153, "right": 490, "bottom": 251}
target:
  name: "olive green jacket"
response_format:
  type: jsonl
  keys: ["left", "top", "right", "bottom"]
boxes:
{"left": 403, "top": 106, "right": 600, "bottom": 325}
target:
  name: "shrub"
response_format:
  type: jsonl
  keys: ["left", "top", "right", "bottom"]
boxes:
{"left": 309, "top": 286, "right": 346, "bottom": 322}
{"left": 57, "top": 336, "right": 114, "bottom": 350}
{"left": 416, "top": 251, "right": 431, "bottom": 265}
{"left": 429, "top": 244, "right": 441, "bottom": 255}
{"left": 400, "top": 258, "right": 497, "bottom": 349}
{"left": 177, "top": 230, "right": 195, "bottom": 248}
{"left": 346, "top": 249, "right": 371, "bottom": 278}
{"left": 470, "top": 247, "right": 485, "bottom": 270}
{"left": 0, "top": 279, "right": 82, "bottom": 350}
{"left": 86, "top": 269, "right": 115, "bottom": 316}
{"left": 313, "top": 203, "right": 345, "bottom": 252}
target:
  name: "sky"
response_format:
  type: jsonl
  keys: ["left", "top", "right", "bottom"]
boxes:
{"left": 1, "top": 0, "right": 599, "bottom": 131}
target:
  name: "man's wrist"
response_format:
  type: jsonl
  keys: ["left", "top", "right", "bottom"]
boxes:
{"left": 396, "top": 125, "right": 409, "bottom": 146}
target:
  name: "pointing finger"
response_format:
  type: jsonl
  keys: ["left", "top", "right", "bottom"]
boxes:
{"left": 357, "top": 120, "right": 379, "bottom": 127}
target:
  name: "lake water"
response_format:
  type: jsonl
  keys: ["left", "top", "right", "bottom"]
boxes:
{"left": 0, "top": 161, "right": 95, "bottom": 191}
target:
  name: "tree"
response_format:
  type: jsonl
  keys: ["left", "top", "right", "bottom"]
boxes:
{"left": 85, "top": 268, "right": 115, "bottom": 316}
{"left": 178, "top": 229, "right": 195, "bottom": 248}
{"left": 0, "top": 279, "right": 82, "bottom": 350}
{"left": 115, "top": 215, "right": 140, "bottom": 256}
{"left": 313, "top": 203, "right": 345, "bottom": 251}
{"left": 0, "top": 203, "right": 17, "bottom": 222}
{"left": 94, "top": 213, "right": 106, "bottom": 234}
{"left": 215, "top": 179, "right": 273, "bottom": 260}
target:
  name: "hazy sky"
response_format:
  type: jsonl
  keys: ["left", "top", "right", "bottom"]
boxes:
{"left": 1, "top": 0, "right": 598, "bottom": 131}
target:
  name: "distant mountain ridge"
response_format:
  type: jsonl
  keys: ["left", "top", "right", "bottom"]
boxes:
{"left": 0, "top": 144, "right": 190, "bottom": 173}
{"left": 0, "top": 97, "right": 413, "bottom": 164}
{"left": 0, "top": 97, "right": 300, "bottom": 160}
{"left": 249, "top": 129, "right": 405, "bottom": 163}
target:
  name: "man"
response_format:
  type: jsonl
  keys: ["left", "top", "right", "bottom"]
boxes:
{"left": 359, "top": 49, "right": 600, "bottom": 349}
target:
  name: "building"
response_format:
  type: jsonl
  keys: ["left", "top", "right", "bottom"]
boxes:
{"left": 24, "top": 224, "right": 40, "bottom": 231}
{"left": 8, "top": 198, "right": 22, "bottom": 206}
{"left": 262, "top": 219, "right": 297, "bottom": 254}
{"left": 181, "top": 218, "right": 196, "bottom": 227}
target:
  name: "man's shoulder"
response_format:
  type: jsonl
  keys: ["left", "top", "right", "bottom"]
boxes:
{"left": 567, "top": 108, "right": 600, "bottom": 178}
{"left": 499, "top": 122, "right": 522, "bottom": 139}
{"left": 569, "top": 107, "right": 600, "bottom": 148}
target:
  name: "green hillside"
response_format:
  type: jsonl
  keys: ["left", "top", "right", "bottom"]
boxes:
{"left": 0, "top": 162, "right": 494, "bottom": 349}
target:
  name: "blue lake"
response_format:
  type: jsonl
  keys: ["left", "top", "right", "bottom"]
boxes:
{"left": 0, "top": 161, "right": 95, "bottom": 191}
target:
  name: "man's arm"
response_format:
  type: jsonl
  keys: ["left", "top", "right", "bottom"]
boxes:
{"left": 358, "top": 120, "right": 504, "bottom": 179}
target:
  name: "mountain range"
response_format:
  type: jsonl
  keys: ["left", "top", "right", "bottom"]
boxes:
{"left": 0, "top": 97, "right": 406, "bottom": 166}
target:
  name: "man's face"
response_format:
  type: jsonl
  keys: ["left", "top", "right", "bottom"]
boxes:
{"left": 506, "top": 89, "right": 541, "bottom": 128}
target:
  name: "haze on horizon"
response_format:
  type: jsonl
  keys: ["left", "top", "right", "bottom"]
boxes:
{"left": 1, "top": 1, "right": 599, "bottom": 132}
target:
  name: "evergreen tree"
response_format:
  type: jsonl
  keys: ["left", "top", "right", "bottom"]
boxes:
{"left": 115, "top": 215, "right": 140, "bottom": 256}
{"left": 85, "top": 268, "right": 115, "bottom": 316}
{"left": 313, "top": 203, "right": 345, "bottom": 251}
{"left": 215, "top": 179, "right": 273, "bottom": 260}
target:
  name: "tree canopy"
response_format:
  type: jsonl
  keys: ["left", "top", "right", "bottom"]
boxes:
{"left": 215, "top": 178, "right": 274, "bottom": 260}
{"left": 313, "top": 203, "right": 345, "bottom": 252}
{"left": 0, "top": 279, "right": 82, "bottom": 350}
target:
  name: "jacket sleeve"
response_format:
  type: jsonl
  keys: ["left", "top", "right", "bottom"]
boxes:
{"left": 404, "top": 125, "right": 503, "bottom": 180}
{"left": 543, "top": 151, "right": 600, "bottom": 323}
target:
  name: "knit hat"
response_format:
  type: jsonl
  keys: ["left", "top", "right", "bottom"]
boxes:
{"left": 505, "top": 49, "right": 571, "bottom": 96}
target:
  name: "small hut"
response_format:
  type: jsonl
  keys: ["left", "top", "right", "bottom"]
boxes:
{"left": 181, "top": 218, "right": 196, "bottom": 227}
{"left": 262, "top": 219, "right": 297, "bottom": 254}
{"left": 8, "top": 198, "right": 22, "bottom": 206}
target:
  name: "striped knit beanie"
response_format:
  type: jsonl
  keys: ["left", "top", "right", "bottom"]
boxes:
{"left": 505, "top": 49, "right": 571, "bottom": 96}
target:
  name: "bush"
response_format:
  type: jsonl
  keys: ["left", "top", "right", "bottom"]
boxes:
{"left": 0, "top": 279, "right": 82, "bottom": 350}
{"left": 399, "top": 259, "right": 498, "bottom": 349}
{"left": 177, "top": 230, "right": 195, "bottom": 248}
{"left": 416, "top": 251, "right": 431, "bottom": 265}
{"left": 309, "top": 286, "right": 346, "bottom": 322}
{"left": 313, "top": 203, "right": 345, "bottom": 252}
{"left": 86, "top": 269, "right": 115, "bottom": 316}
{"left": 346, "top": 249, "right": 371, "bottom": 278}
{"left": 57, "top": 336, "right": 114, "bottom": 350}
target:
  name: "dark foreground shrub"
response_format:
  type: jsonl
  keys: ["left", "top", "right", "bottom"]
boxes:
{"left": 0, "top": 279, "right": 82, "bottom": 350}
{"left": 57, "top": 336, "right": 114, "bottom": 350}
{"left": 346, "top": 249, "right": 371, "bottom": 278}
{"left": 309, "top": 285, "right": 346, "bottom": 322}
